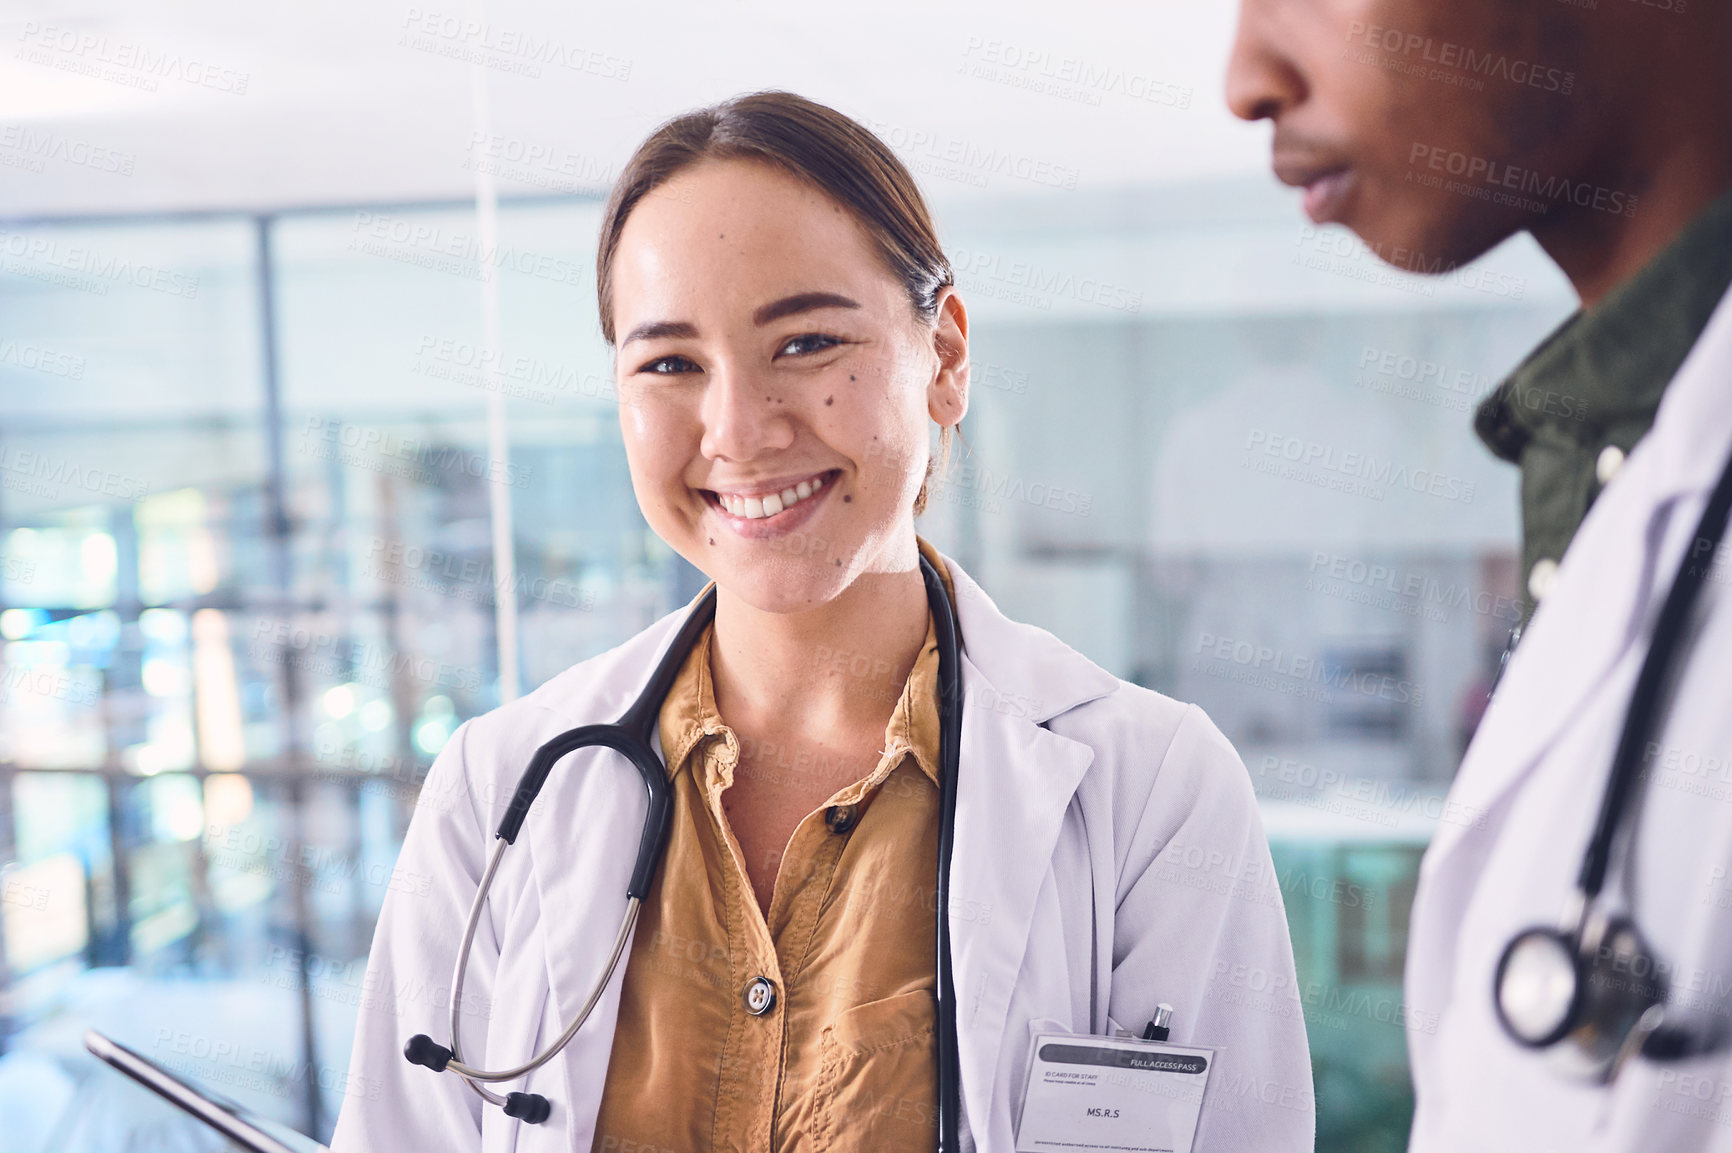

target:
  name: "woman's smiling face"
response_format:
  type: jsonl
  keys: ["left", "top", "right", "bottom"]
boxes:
{"left": 609, "top": 157, "right": 967, "bottom": 614}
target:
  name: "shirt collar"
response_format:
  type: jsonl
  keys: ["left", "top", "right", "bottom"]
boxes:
{"left": 1474, "top": 186, "right": 1732, "bottom": 463}
{"left": 655, "top": 623, "right": 735, "bottom": 784}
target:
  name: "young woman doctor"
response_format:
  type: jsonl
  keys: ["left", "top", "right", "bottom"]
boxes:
{"left": 331, "top": 92, "right": 1312, "bottom": 1153}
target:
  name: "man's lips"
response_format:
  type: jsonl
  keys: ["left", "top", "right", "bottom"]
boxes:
{"left": 1300, "top": 170, "right": 1355, "bottom": 224}
{"left": 1273, "top": 153, "right": 1356, "bottom": 225}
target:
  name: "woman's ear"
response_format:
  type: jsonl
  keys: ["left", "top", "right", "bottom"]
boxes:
{"left": 928, "top": 286, "right": 970, "bottom": 429}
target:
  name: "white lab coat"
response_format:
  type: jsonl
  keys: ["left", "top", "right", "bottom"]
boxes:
{"left": 330, "top": 554, "right": 1313, "bottom": 1152}
{"left": 1407, "top": 282, "right": 1732, "bottom": 1151}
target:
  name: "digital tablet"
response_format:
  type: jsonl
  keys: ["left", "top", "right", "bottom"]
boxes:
{"left": 84, "top": 1030, "right": 328, "bottom": 1153}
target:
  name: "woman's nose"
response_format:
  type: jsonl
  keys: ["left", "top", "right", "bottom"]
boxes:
{"left": 699, "top": 363, "right": 797, "bottom": 462}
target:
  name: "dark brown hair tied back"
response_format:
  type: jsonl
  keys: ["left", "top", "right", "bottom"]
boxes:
{"left": 595, "top": 90, "right": 954, "bottom": 345}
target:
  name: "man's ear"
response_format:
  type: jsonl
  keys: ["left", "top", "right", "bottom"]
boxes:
{"left": 928, "top": 286, "right": 970, "bottom": 428}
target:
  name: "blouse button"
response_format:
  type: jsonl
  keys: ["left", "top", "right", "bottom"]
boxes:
{"left": 743, "top": 976, "right": 777, "bottom": 1016}
{"left": 825, "top": 804, "right": 859, "bottom": 834}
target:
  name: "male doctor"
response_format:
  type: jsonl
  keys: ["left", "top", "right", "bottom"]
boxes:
{"left": 1224, "top": 0, "right": 1732, "bottom": 1149}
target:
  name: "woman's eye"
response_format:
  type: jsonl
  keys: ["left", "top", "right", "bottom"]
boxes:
{"left": 777, "top": 333, "right": 843, "bottom": 358}
{"left": 637, "top": 354, "right": 701, "bottom": 376}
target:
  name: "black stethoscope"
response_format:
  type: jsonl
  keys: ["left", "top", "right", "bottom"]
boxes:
{"left": 404, "top": 553, "right": 966, "bottom": 1149}
{"left": 1493, "top": 444, "right": 1732, "bottom": 1081}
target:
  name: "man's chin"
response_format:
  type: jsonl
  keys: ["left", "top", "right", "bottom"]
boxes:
{"left": 1341, "top": 203, "right": 1518, "bottom": 278}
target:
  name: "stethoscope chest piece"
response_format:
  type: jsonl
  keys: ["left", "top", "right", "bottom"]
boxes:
{"left": 1494, "top": 915, "right": 1667, "bottom": 1082}
{"left": 1494, "top": 927, "right": 1584, "bottom": 1049}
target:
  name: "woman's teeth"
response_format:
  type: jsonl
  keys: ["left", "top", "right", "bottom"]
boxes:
{"left": 718, "top": 474, "right": 825, "bottom": 520}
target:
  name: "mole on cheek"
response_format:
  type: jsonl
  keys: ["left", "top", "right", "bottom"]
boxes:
{"left": 708, "top": 537, "right": 715, "bottom": 545}
{"left": 825, "top": 396, "right": 833, "bottom": 406}
{"left": 849, "top": 375, "right": 856, "bottom": 382}
{"left": 843, "top": 495, "right": 852, "bottom": 503}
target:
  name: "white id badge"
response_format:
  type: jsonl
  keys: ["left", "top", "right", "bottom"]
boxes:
{"left": 1014, "top": 1032, "right": 1213, "bottom": 1153}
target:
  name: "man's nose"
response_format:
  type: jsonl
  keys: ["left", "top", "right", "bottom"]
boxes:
{"left": 1224, "top": 3, "right": 1305, "bottom": 123}
{"left": 700, "top": 363, "right": 796, "bottom": 461}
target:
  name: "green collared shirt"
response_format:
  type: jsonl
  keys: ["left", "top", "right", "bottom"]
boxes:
{"left": 1474, "top": 188, "right": 1732, "bottom": 614}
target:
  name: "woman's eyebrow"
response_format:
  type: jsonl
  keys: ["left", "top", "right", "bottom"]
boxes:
{"left": 753, "top": 292, "right": 861, "bottom": 326}
{"left": 620, "top": 319, "right": 698, "bottom": 347}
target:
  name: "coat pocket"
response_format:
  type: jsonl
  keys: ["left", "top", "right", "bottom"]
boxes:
{"left": 811, "top": 988, "right": 939, "bottom": 1152}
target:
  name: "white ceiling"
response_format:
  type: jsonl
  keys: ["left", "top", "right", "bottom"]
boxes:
{"left": 0, "top": 0, "right": 1270, "bottom": 219}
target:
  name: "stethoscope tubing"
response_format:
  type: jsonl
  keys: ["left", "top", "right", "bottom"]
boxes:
{"left": 1576, "top": 447, "right": 1732, "bottom": 902}
{"left": 925, "top": 557, "right": 964, "bottom": 1153}
{"left": 445, "top": 869, "right": 641, "bottom": 1085}
{"left": 451, "top": 840, "right": 510, "bottom": 1105}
